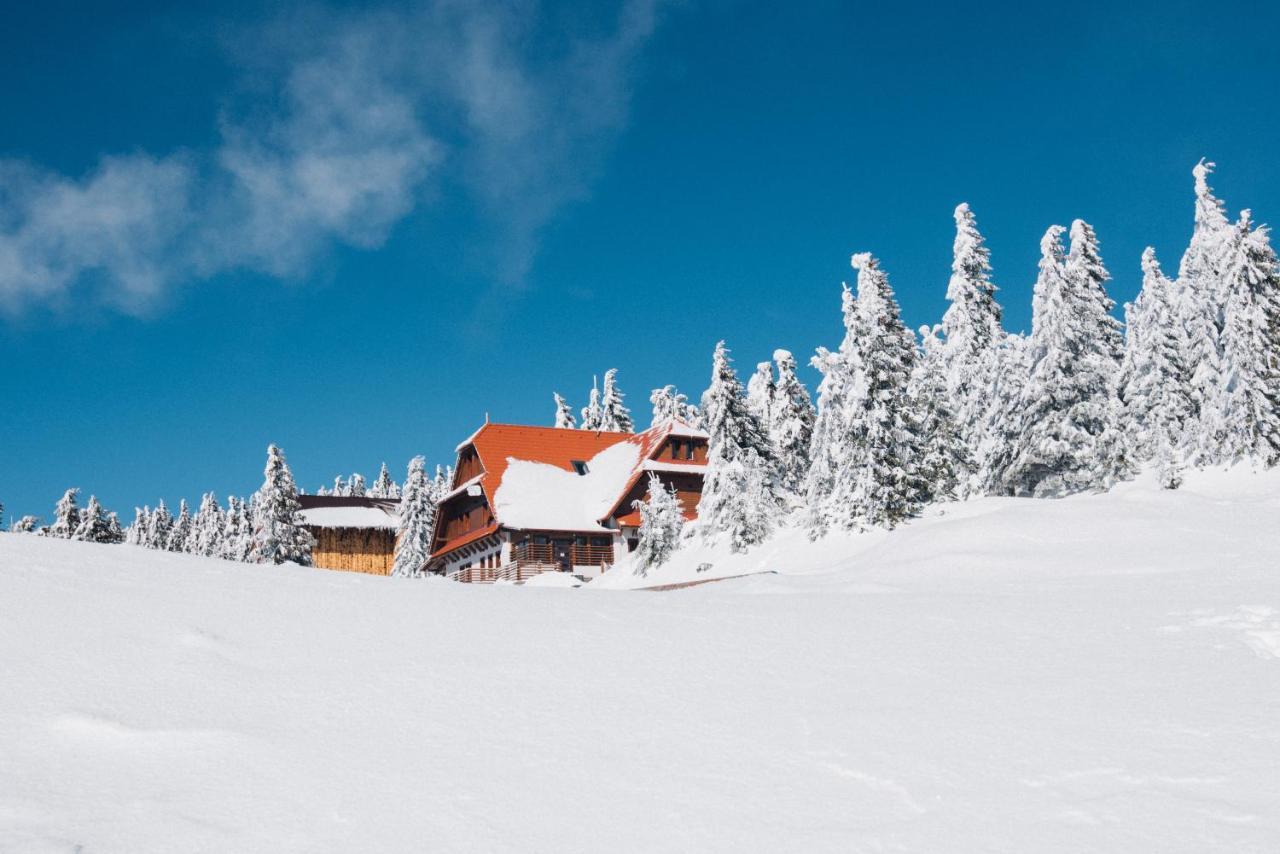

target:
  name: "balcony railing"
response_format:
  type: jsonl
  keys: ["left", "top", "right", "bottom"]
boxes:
{"left": 447, "top": 540, "right": 615, "bottom": 584}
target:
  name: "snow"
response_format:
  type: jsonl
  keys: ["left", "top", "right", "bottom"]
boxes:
{"left": 640, "top": 459, "right": 708, "bottom": 474}
{"left": 492, "top": 441, "right": 640, "bottom": 531}
{"left": 297, "top": 506, "right": 398, "bottom": 530}
{"left": 2, "top": 466, "right": 1280, "bottom": 852}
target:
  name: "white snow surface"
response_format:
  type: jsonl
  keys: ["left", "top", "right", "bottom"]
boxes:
{"left": 297, "top": 506, "right": 398, "bottom": 530}
{"left": 492, "top": 440, "right": 640, "bottom": 531}
{"left": 2, "top": 466, "right": 1279, "bottom": 852}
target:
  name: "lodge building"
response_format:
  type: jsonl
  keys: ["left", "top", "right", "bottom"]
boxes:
{"left": 427, "top": 419, "right": 709, "bottom": 582}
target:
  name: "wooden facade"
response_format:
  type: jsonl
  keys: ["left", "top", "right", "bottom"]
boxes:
{"left": 297, "top": 495, "right": 400, "bottom": 576}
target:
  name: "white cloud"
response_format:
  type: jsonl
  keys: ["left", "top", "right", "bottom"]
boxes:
{"left": 0, "top": 0, "right": 664, "bottom": 315}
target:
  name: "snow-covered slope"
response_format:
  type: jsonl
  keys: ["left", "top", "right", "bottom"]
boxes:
{"left": 2, "top": 468, "right": 1279, "bottom": 852}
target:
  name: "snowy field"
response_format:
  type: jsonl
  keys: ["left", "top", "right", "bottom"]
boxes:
{"left": 2, "top": 468, "right": 1279, "bottom": 853}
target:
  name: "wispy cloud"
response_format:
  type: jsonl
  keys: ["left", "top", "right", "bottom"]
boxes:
{"left": 0, "top": 0, "right": 664, "bottom": 315}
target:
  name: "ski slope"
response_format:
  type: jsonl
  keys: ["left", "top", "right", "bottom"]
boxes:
{"left": 2, "top": 468, "right": 1279, "bottom": 852}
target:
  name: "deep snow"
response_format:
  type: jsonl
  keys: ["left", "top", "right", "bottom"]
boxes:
{"left": 2, "top": 468, "right": 1279, "bottom": 853}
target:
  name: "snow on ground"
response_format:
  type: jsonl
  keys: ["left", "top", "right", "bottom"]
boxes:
{"left": 2, "top": 467, "right": 1279, "bottom": 852}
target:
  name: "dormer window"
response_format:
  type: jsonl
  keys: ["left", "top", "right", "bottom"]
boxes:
{"left": 571, "top": 460, "right": 590, "bottom": 475}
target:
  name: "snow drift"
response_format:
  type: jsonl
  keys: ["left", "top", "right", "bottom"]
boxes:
{"left": 2, "top": 467, "right": 1279, "bottom": 852}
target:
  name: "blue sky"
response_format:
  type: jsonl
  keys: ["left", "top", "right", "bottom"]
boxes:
{"left": 2, "top": 0, "right": 1279, "bottom": 522}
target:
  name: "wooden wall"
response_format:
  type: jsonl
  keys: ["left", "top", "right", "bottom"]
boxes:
{"left": 309, "top": 526, "right": 397, "bottom": 575}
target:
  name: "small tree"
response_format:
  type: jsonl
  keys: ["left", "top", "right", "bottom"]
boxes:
{"left": 910, "top": 325, "right": 971, "bottom": 503}
{"left": 553, "top": 393, "right": 577, "bottom": 429}
{"left": 192, "top": 493, "right": 226, "bottom": 556}
{"left": 745, "top": 361, "right": 775, "bottom": 431}
{"left": 48, "top": 488, "right": 81, "bottom": 538}
{"left": 598, "top": 368, "right": 634, "bottom": 432}
{"left": 11, "top": 515, "right": 38, "bottom": 533}
{"left": 392, "top": 456, "right": 436, "bottom": 578}
{"left": 250, "top": 444, "right": 315, "bottom": 565}
{"left": 170, "top": 499, "right": 194, "bottom": 552}
{"left": 74, "top": 496, "right": 120, "bottom": 543}
{"left": 580, "top": 377, "right": 603, "bottom": 431}
{"left": 649, "top": 385, "right": 699, "bottom": 427}
{"left": 768, "top": 349, "right": 815, "bottom": 501}
{"left": 150, "top": 501, "right": 174, "bottom": 550}
{"left": 370, "top": 463, "right": 401, "bottom": 499}
{"left": 631, "top": 474, "right": 684, "bottom": 575}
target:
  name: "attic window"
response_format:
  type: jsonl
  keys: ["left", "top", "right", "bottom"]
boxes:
{"left": 571, "top": 460, "right": 590, "bottom": 476}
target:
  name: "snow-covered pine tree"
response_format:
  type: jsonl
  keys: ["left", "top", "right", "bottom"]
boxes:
{"left": 767, "top": 349, "right": 815, "bottom": 500}
{"left": 1178, "top": 160, "right": 1234, "bottom": 431}
{"left": 1206, "top": 211, "right": 1280, "bottom": 466}
{"left": 222, "top": 496, "right": 253, "bottom": 562}
{"left": 170, "top": 499, "right": 194, "bottom": 552}
{"left": 105, "top": 511, "right": 124, "bottom": 544}
{"left": 348, "top": 474, "right": 366, "bottom": 497}
{"left": 803, "top": 285, "right": 861, "bottom": 538}
{"left": 940, "top": 203, "right": 1005, "bottom": 492}
{"left": 580, "top": 377, "right": 603, "bottom": 431}
{"left": 192, "top": 492, "right": 226, "bottom": 556}
{"left": 392, "top": 456, "right": 436, "bottom": 578}
{"left": 977, "top": 333, "right": 1032, "bottom": 492}
{"left": 553, "top": 393, "right": 576, "bottom": 429}
{"left": 430, "top": 465, "right": 454, "bottom": 504}
{"left": 332, "top": 475, "right": 347, "bottom": 496}
{"left": 910, "top": 325, "right": 971, "bottom": 503}
{"left": 250, "top": 444, "right": 315, "bottom": 565}
{"left": 11, "top": 515, "right": 38, "bottom": 533}
{"left": 315, "top": 485, "right": 332, "bottom": 496}
{"left": 1120, "top": 248, "right": 1194, "bottom": 466}
{"left": 694, "top": 341, "right": 783, "bottom": 552}
{"left": 631, "top": 474, "right": 684, "bottom": 575}
{"left": 649, "top": 385, "right": 699, "bottom": 427}
{"left": 369, "top": 463, "right": 401, "bottom": 499}
{"left": 125, "top": 507, "right": 146, "bottom": 545}
{"left": 48, "top": 488, "right": 81, "bottom": 538}
{"left": 150, "top": 501, "right": 174, "bottom": 550}
{"left": 73, "top": 496, "right": 119, "bottom": 543}
{"left": 597, "top": 368, "right": 634, "bottom": 433}
{"left": 745, "top": 361, "right": 775, "bottom": 433}
{"left": 820, "top": 253, "right": 924, "bottom": 530}
{"left": 1003, "top": 223, "right": 1126, "bottom": 496}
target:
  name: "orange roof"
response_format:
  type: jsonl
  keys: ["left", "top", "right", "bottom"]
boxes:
{"left": 429, "top": 522, "right": 499, "bottom": 561}
{"left": 467, "top": 423, "right": 635, "bottom": 510}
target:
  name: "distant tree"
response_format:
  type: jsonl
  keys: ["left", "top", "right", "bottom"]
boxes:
{"left": 695, "top": 341, "right": 783, "bottom": 551}
{"left": 10, "top": 515, "right": 39, "bottom": 533}
{"left": 73, "top": 495, "right": 120, "bottom": 543}
{"left": 1178, "top": 159, "right": 1233, "bottom": 431}
{"left": 348, "top": 473, "right": 367, "bottom": 497}
{"left": 598, "top": 368, "right": 634, "bottom": 433}
{"left": 370, "top": 463, "right": 401, "bottom": 499}
{"left": 150, "top": 501, "right": 174, "bottom": 550}
{"left": 250, "top": 444, "right": 314, "bottom": 565}
{"left": 580, "top": 377, "right": 603, "bottom": 431}
{"left": 191, "top": 493, "right": 226, "bottom": 556}
{"left": 910, "top": 325, "right": 971, "bottom": 502}
{"left": 429, "top": 465, "right": 453, "bottom": 504}
{"left": 222, "top": 496, "right": 254, "bottom": 562}
{"left": 631, "top": 474, "right": 684, "bottom": 575}
{"left": 170, "top": 499, "right": 194, "bottom": 552}
{"left": 48, "top": 488, "right": 81, "bottom": 539}
{"left": 332, "top": 476, "right": 347, "bottom": 497}
{"left": 767, "top": 349, "right": 815, "bottom": 500}
{"left": 553, "top": 393, "right": 577, "bottom": 429}
{"left": 649, "top": 385, "right": 699, "bottom": 427}
{"left": 392, "top": 456, "right": 436, "bottom": 578}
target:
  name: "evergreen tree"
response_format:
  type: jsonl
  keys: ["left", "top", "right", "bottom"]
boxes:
{"left": 694, "top": 341, "right": 783, "bottom": 551}
{"left": 977, "top": 333, "right": 1032, "bottom": 492}
{"left": 48, "top": 488, "right": 81, "bottom": 539}
{"left": 631, "top": 474, "right": 684, "bottom": 575}
{"left": 1120, "top": 248, "right": 1194, "bottom": 465}
{"left": 940, "top": 202, "right": 1005, "bottom": 492}
{"left": 392, "top": 456, "right": 436, "bottom": 578}
{"left": 580, "top": 377, "right": 603, "bottom": 431}
{"left": 910, "top": 325, "right": 971, "bottom": 502}
{"left": 11, "top": 515, "right": 38, "bottom": 533}
{"left": 597, "top": 368, "right": 634, "bottom": 432}
{"left": 170, "top": 499, "right": 194, "bottom": 553}
{"left": 222, "top": 496, "right": 253, "bottom": 562}
{"left": 125, "top": 507, "right": 147, "bottom": 545}
{"left": 105, "top": 511, "right": 125, "bottom": 544}
{"left": 250, "top": 444, "right": 315, "bottom": 565}
{"left": 553, "top": 393, "right": 576, "bottom": 429}
{"left": 1004, "top": 224, "right": 1125, "bottom": 496}
{"left": 804, "top": 284, "right": 861, "bottom": 537}
{"left": 73, "top": 496, "right": 121, "bottom": 543}
{"left": 150, "top": 501, "right": 174, "bottom": 550}
{"left": 649, "top": 385, "right": 699, "bottom": 427}
{"left": 767, "top": 349, "right": 815, "bottom": 500}
{"left": 348, "top": 473, "right": 366, "bottom": 497}
{"left": 192, "top": 492, "right": 226, "bottom": 556}
{"left": 332, "top": 476, "right": 347, "bottom": 496}
{"left": 1205, "top": 211, "right": 1280, "bottom": 466}
{"left": 745, "top": 361, "right": 775, "bottom": 432}
{"left": 820, "top": 253, "right": 923, "bottom": 530}
{"left": 430, "top": 465, "right": 454, "bottom": 504}
{"left": 1178, "top": 159, "right": 1233, "bottom": 428}
{"left": 369, "top": 463, "right": 401, "bottom": 499}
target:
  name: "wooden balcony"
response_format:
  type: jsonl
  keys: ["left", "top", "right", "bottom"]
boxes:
{"left": 447, "top": 540, "right": 615, "bottom": 584}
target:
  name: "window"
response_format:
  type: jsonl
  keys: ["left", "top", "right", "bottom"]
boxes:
{"left": 571, "top": 460, "right": 589, "bottom": 475}
{"left": 590, "top": 536, "right": 611, "bottom": 547}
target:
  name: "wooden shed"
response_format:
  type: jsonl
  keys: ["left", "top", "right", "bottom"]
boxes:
{"left": 297, "top": 495, "right": 400, "bottom": 575}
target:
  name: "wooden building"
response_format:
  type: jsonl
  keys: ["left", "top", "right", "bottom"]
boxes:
{"left": 297, "top": 495, "right": 400, "bottom": 575}
{"left": 427, "top": 419, "right": 708, "bottom": 582}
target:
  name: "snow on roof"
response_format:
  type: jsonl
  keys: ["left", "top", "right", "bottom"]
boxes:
{"left": 492, "top": 441, "right": 641, "bottom": 532}
{"left": 298, "top": 506, "right": 398, "bottom": 530}
{"left": 641, "top": 460, "right": 708, "bottom": 474}
{"left": 438, "top": 473, "right": 485, "bottom": 504}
